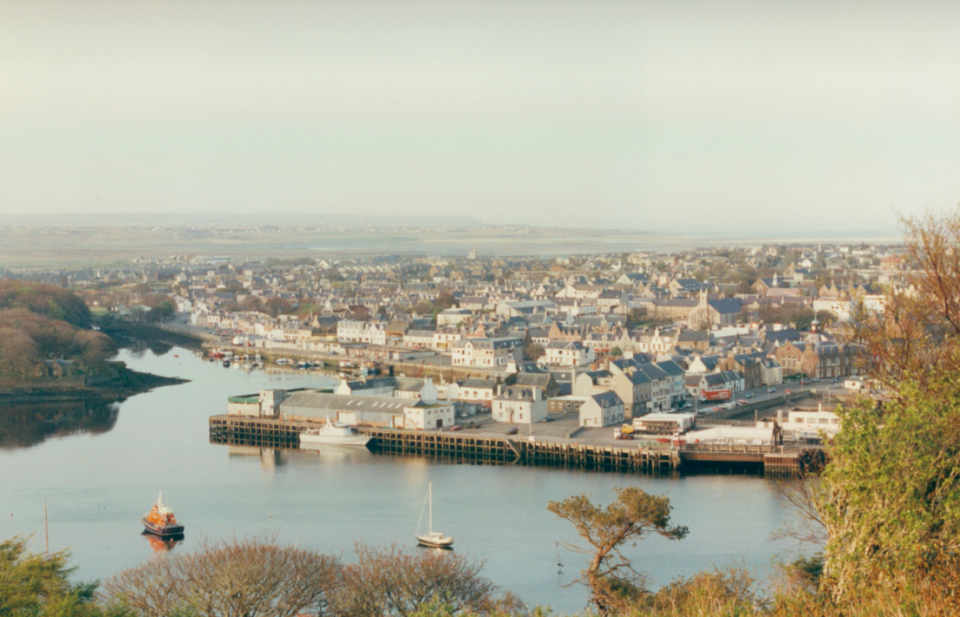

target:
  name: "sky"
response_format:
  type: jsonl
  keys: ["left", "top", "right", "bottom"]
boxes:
{"left": 2, "top": 0, "right": 960, "bottom": 234}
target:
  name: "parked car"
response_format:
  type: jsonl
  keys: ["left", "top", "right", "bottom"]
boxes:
{"left": 505, "top": 427, "right": 519, "bottom": 435}
{"left": 449, "top": 425, "right": 463, "bottom": 432}
{"left": 767, "top": 387, "right": 776, "bottom": 393}
{"left": 744, "top": 393, "right": 754, "bottom": 399}
{"left": 784, "top": 388, "right": 793, "bottom": 394}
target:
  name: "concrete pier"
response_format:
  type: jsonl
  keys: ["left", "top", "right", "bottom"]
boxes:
{"left": 209, "top": 414, "right": 807, "bottom": 476}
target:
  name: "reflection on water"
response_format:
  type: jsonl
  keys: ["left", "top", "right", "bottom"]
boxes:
{"left": 297, "top": 442, "right": 376, "bottom": 463}
{"left": 0, "top": 401, "right": 120, "bottom": 449}
{"left": 228, "top": 446, "right": 287, "bottom": 469}
{"left": 225, "top": 444, "right": 377, "bottom": 468}
{"left": 107, "top": 334, "right": 179, "bottom": 359}
{"left": 416, "top": 543, "right": 454, "bottom": 552}
{"left": 142, "top": 531, "right": 184, "bottom": 552}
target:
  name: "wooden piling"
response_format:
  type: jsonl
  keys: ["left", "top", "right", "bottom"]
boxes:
{"left": 209, "top": 415, "right": 803, "bottom": 476}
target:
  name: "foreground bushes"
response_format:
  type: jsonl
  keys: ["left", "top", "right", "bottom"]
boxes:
{"left": 99, "top": 537, "right": 517, "bottom": 617}
{"left": 6, "top": 533, "right": 959, "bottom": 617}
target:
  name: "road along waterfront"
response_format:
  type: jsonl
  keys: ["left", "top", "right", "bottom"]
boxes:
{"left": 0, "top": 346, "right": 799, "bottom": 613}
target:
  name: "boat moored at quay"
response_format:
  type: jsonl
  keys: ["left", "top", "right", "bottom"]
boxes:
{"left": 299, "top": 421, "right": 372, "bottom": 447}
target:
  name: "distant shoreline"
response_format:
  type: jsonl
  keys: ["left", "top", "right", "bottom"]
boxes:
{"left": 0, "top": 224, "right": 903, "bottom": 268}
{"left": 0, "top": 324, "right": 200, "bottom": 406}
{"left": 0, "top": 367, "right": 187, "bottom": 405}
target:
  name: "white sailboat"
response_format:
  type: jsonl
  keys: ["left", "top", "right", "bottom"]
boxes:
{"left": 415, "top": 483, "right": 453, "bottom": 548}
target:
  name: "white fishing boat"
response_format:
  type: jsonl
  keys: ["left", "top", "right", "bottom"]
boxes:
{"left": 416, "top": 483, "right": 453, "bottom": 548}
{"left": 299, "top": 422, "right": 371, "bottom": 447}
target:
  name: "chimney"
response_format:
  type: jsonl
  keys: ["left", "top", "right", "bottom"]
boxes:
{"left": 533, "top": 387, "right": 541, "bottom": 402}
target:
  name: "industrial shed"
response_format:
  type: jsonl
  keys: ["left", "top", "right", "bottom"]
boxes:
{"left": 278, "top": 391, "right": 454, "bottom": 430}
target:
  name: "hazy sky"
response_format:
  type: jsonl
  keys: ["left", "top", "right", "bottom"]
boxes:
{"left": 2, "top": 0, "right": 959, "bottom": 233}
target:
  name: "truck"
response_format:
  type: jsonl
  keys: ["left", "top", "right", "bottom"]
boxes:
{"left": 632, "top": 412, "right": 697, "bottom": 434}
{"left": 613, "top": 427, "right": 633, "bottom": 440}
{"left": 699, "top": 389, "right": 731, "bottom": 402}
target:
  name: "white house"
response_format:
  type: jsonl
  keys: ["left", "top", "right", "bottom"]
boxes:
{"left": 451, "top": 337, "right": 523, "bottom": 368}
{"left": 492, "top": 387, "right": 548, "bottom": 424}
{"left": 782, "top": 404, "right": 841, "bottom": 441}
{"left": 436, "top": 308, "right": 474, "bottom": 327}
{"left": 403, "top": 330, "right": 435, "bottom": 349}
{"left": 541, "top": 341, "right": 595, "bottom": 368}
{"left": 455, "top": 378, "right": 497, "bottom": 402}
{"left": 337, "top": 320, "right": 386, "bottom": 346}
{"left": 760, "top": 359, "right": 784, "bottom": 386}
{"left": 402, "top": 385, "right": 455, "bottom": 430}
{"left": 432, "top": 328, "right": 463, "bottom": 350}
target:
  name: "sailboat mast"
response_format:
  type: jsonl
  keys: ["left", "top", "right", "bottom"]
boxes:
{"left": 428, "top": 483, "right": 433, "bottom": 534}
{"left": 44, "top": 499, "right": 49, "bottom": 556}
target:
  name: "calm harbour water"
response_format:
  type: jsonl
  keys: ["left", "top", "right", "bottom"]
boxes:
{"left": 0, "top": 346, "right": 795, "bottom": 612}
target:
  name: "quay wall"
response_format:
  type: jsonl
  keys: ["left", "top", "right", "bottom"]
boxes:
{"left": 209, "top": 415, "right": 805, "bottom": 476}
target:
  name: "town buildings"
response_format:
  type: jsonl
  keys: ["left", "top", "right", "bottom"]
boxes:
{"left": 46, "top": 236, "right": 898, "bottom": 429}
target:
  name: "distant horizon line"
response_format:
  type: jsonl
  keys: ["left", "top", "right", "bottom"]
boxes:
{"left": 0, "top": 211, "right": 901, "bottom": 241}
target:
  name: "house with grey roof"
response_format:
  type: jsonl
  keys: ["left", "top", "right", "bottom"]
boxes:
{"left": 541, "top": 340, "right": 595, "bottom": 368}
{"left": 578, "top": 391, "right": 625, "bottom": 427}
{"left": 611, "top": 369, "right": 652, "bottom": 419}
{"left": 492, "top": 386, "right": 547, "bottom": 424}
{"left": 451, "top": 337, "right": 523, "bottom": 368}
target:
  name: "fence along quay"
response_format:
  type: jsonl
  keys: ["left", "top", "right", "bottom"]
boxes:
{"left": 209, "top": 415, "right": 807, "bottom": 475}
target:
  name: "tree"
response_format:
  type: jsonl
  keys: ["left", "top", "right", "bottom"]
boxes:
{"left": 548, "top": 488, "right": 688, "bottom": 614}
{"left": 240, "top": 295, "right": 263, "bottom": 312}
{"left": 74, "top": 329, "right": 116, "bottom": 372}
{"left": 841, "top": 209, "right": 960, "bottom": 395}
{"left": 0, "top": 279, "right": 93, "bottom": 328}
{"left": 609, "top": 347, "right": 623, "bottom": 358}
{"left": 793, "top": 308, "right": 816, "bottom": 331}
{"left": 523, "top": 343, "right": 544, "bottom": 362}
{"left": 101, "top": 537, "right": 342, "bottom": 617}
{"left": 0, "top": 537, "right": 111, "bottom": 617}
{"left": 263, "top": 296, "right": 293, "bottom": 317}
{"left": 330, "top": 544, "right": 519, "bottom": 617}
{"left": 814, "top": 376, "right": 960, "bottom": 603}
{"left": 431, "top": 292, "right": 458, "bottom": 314}
{"left": 625, "top": 308, "right": 647, "bottom": 330}
{"left": 0, "top": 326, "right": 41, "bottom": 380}
{"left": 646, "top": 565, "right": 762, "bottom": 615}
{"left": 413, "top": 300, "right": 434, "bottom": 317}
{"left": 814, "top": 310, "right": 837, "bottom": 329}
{"left": 807, "top": 208, "right": 960, "bottom": 607}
